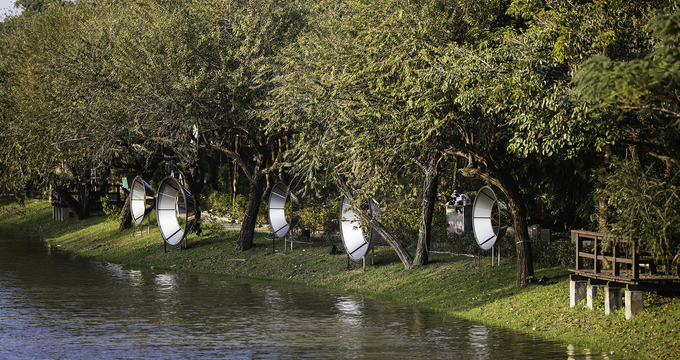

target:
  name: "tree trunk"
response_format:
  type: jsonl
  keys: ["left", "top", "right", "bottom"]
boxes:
{"left": 486, "top": 152, "right": 533, "bottom": 286}
{"left": 509, "top": 197, "right": 533, "bottom": 286}
{"left": 235, "top": 173, "right": 266, "bottom": 251}
{"left": 413, "top": 152, "right": 441, "bottom": 266}
{"left": 367, "top": 215, "right": 414, "bottom": 269}
{"left": 119, "top": 194, "right": 132, "bottom": 231}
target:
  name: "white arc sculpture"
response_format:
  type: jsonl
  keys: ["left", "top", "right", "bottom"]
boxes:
{"left": 472, "top": 186, "right": 500, "bottom": 251}
{"left": 268, "top": 182, "right": 299, "bottom": 238}
{"left": 156, "top": 176, "right": 196, "bottom": 247}
{"left": 339, "top": 197, "right": 380, "bottom": 262}
{"left": 130, "top": 176, "right": 155, "bottom": 225}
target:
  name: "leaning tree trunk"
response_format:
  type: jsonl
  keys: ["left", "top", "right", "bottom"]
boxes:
{"left": 119, "top": 194, "right": 132, "bottom": 231}
{"left": 236, "top": 172, "right": 266, "bottom": 251}
{"left": 413, "top": 152, "right": 441, "bottom": 266}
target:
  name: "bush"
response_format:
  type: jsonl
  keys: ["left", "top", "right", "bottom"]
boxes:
{"left": 100, "top": 196, "right": 120, "bottom": 222}
{"left": 297, "top": 203, "right": 339, "bottom": 236}
{"left": 206, "top": 191, "right": 248, "bottom": 220}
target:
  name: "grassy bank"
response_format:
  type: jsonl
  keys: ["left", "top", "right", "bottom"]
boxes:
{"left": 2, "top": 198, "right": 678, "bottom": 359}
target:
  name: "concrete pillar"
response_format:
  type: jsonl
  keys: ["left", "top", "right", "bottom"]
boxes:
{"left": 570, "top": 280, "right": 587, "bottom": 307}
{"left": 625, "top": 290, "right": 644, "bottom": 320}
{"left": 587, "top": 284, "right": 599, "bottom": 309}
{"left": 604, "top": 287, "right": 622, "bottom": 315}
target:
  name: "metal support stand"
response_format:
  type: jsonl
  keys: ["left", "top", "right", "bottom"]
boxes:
{"left": 132, "top": 215, "right": 152, "bottom": 238}
{"left": 363, "top": 256, "right": 366, "bottom": 271}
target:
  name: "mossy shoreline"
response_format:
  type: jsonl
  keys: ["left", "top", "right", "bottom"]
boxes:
{"left": 2, "top": 199, "right": 678, "bottom": 359}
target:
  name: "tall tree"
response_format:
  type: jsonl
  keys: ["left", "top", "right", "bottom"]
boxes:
{"left": 269, "top": 0, "right": 517, "bottom": 269}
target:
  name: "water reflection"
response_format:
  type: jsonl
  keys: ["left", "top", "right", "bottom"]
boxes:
{"left": 0, "top": 228, "right": 630, "bottom": 359}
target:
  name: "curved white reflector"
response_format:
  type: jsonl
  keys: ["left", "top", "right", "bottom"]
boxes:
{"left": 340, "top": 197, "right": 375, "bottom": 262}
{"left": 156, "top": 177, "right": 196, "bottom": 246}
{"left": 130, "top": 176, "right": 155, "bottom": 225}
{"left": 268, "top": 182, "right": 291, "bottom": 238}
{"left": 472, "top": 186, "right": 499, "bottom": 251}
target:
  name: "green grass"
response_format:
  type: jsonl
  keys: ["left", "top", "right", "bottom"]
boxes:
{"left": 2, "top": 198, "right": 679, "bottom": 359}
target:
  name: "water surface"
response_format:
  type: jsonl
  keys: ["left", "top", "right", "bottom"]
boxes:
{"left": 0, "top": 226, "right": 624, "bottom": 359}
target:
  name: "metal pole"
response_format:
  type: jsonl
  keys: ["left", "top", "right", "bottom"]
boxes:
{"left": 492, "top": 246, "right": 495, "bottom": 267}
{"left": 363, "top": 256, "right": 366, "bottom": 271}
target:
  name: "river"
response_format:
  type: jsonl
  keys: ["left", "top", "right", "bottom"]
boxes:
{"left": 0, "top": 226, "right": 624, "bottom": 359}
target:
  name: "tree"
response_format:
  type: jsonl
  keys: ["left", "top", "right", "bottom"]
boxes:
{"left": 269, "top": 0, "right": 523, "bottom": 270}
{"left": 573, "top": 4, "right": 680, "bottom": 273}
{"left": 0, "top": 1, "right": 126, "bottom": 219}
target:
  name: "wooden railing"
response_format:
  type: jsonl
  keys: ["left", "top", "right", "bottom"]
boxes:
{"left": 572, "top": 230, "right": 655, "bottom": 280}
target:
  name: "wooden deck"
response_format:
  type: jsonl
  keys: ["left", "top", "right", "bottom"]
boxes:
{"left": 570, "top": 230, "right": 680, "bottom": 292}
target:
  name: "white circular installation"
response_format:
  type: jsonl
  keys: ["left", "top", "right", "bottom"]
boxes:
{"left": 472, "top": 186, "right": 500, "bottom": 251}
{"left": 130, "top": 176, "right": 155, "bottom": 225}
{"left": 268, "top": 182, "right": 297, "bottom": 238}
{"left": 156, "top": 176, "right": 196, "bottom": 247}
{"left": 339, "top": 197, "right": 378, "bottom": 262}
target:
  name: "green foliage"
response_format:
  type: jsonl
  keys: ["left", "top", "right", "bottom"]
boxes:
{"left": 296, "top": 203, "right": 338, "bottom": 236}
{"left": 206, "top": 191, "right": 247, "bottom": 219}
{"left": 99, "top": 196, "right": 120, "bottom": 222}
{"left": 531, "top": 238, "right": 575, "bottom": 268}
{"left": 604, "top": 157, "right": 680, "bottom": 274}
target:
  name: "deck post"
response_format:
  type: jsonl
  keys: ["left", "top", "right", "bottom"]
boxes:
{"left": 570, "top": 279, "right": 587, "bottom": 307}
{"left": 575, "top": 232, "right": 582, "bottom": 270}
{"left": 604, "top": 286, "right": 622, "bottom": 315}
{"left": 586, "top": 284, "right": 599, "bottom": 309}
{"left": 625, "top": 290, "right": 644, "bottom": 320}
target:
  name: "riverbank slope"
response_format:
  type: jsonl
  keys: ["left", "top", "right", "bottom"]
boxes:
{"left": 2, "top": 199, "right": 678, "bottom": 359}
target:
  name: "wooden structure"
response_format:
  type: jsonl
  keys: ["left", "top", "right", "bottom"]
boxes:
{"left": 569, "top": 230, "right": 680, "bottom": 319}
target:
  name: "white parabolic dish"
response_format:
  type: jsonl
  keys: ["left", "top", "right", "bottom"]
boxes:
{"left": 472, "top": 186, "right": 499, "bottom": 251}
{"left": 268, "top": 182, "right": 292, "bottom": 238}
{"left": 339, "top": 197, "right": 379, "bottom": 262}
{"left": 130, "top": 176, "right": 155, "bottom": 225}
{"left": 156, "top": 176, "right": 195, "bottom": 246}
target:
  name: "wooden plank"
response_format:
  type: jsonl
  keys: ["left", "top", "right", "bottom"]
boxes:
{"left": 594, "top": 235, "right": 600, "bottom": 274}
{"left": 613, "top": 239, "right": 619, "bottom": 276}
{"left": 575, "top": 232, "right": 583, "bottom": 270}
{"left": 570, "top": 274, "right": 589, "bottom": 282}
{"left": 633, "top": 242, "right": 640, "bottom": 279}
